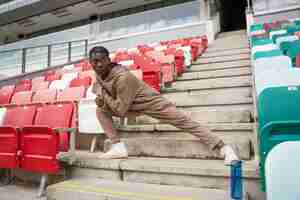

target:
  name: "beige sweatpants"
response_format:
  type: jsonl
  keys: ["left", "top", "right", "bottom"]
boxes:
{"left": 96, "top": 104, "right": 224, "bottom": 151}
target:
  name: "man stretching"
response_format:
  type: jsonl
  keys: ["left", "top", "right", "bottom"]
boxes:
{"left": 91, "top": 46, "right": 239, "bottom": 165}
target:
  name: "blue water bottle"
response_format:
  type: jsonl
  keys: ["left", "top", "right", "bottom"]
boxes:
{"left": 230, "top": 160, "right": 243, "bottom": 200}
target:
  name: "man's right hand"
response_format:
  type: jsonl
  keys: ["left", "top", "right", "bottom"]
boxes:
{"left": 95, "top": 95, "right": 104, "bottom": 107}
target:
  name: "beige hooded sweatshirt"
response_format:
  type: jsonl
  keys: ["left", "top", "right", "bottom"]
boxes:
{"left": 93, "top": 64, "right": 172, "bottom": 117}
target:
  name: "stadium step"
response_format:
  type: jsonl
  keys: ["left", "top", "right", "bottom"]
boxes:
{"left": 178, "top": 67, "right": 251, "bottom": 80}
{"left": 59, "top": 154, "right": 260, "bottom": 199}
{"left": 201, "top": 48, "right": 250, "bottom": 58}
{"left": 163, "top": 87, "right": 252, "bottom": 108}
{"left": 47, "top": 178, "right": 249, "bottom": 200}
{"left": 192, "top": 59, "right": 250, "bottom": 71}
{"left": 171, "top": 75, "right": 251, "bottom": 91}
{"left": 196, "top": 53, "right": 250, "bottom": 64}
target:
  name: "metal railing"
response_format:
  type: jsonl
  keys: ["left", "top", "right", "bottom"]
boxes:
{"left": 0, "top": 39, "right": 88, "bottom": 78}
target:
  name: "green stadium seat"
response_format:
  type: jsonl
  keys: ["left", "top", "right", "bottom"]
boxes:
{"left": 258, "top": 85, "right": 300, "bottom": 190}
{"left": 253, "top": 49, "right": 283, "bottom": 60}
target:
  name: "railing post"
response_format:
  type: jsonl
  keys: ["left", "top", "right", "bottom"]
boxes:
{"left": 22, "top": 48, "right": 26, "bottom": 73}
{"left": 84, "top": 39, "right": 88, "bottom": 58}
{"left": 68, "top": 42, "right": 72, "bottom": 62}
{"left": 48, "top": 45, "right": 52, "bottom": 67}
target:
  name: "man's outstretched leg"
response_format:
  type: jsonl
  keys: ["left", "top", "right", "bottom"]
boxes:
{"left": 143, "top": 104, "right": 240, "bottom": 165}
{"left": 96, "top": 107, "right": 128, "bottom": 159}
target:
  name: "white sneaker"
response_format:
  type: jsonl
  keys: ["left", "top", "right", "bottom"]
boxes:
{"left": 220, "top": 145, "right": 240, "bottom": 166}
{"left": 98, "top": 142, "right": 128, "bottom": 159}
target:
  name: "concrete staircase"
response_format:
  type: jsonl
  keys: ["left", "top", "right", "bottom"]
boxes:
{"left": 48, "top": 31, "right": 264, "bottom": 200}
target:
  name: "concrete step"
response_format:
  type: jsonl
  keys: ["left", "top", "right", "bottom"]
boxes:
{"left": 118, "top": 123, "right": 253, "bottom": 132}
{"left": 67, "top": 155, "right": 262, "bottom": 200}
{"left": 171, "top": 75, "right": 251, "bottom": 91}
{"left": 190, "top": 60, "right": 250, "bottom": 72}
{"left": 47, "top": 179, "right": 248, "bottom": 200}
{"left": 163, "top": 87, "right": 252, "bottom": 108}
{"left": 196, "top": 54, "right": 250, "bottom": 64}
{"left": 178, "top": 67, "right": 251, "bottom": 81}
{"left": 132, "top": 108, "right": 251, "bottom": 124}
{"left": 206, "top": 46, "right": 249, "bottom": 54}
{"left": 104, "top": 136, "right": 251, "bottom": 160}
{"left": 218, "top": 30, "right": 247, "bottom": 38}
{"left": 201, "top": 48, "right": 250, "bottom": 58}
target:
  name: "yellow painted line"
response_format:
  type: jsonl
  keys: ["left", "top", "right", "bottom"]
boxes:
{"left": 54, "top": 181, "right": 198, "bottom": 200}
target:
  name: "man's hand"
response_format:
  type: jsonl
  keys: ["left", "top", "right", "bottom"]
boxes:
{"left": 95, "top": 95, "right": 104, "bottom": 107}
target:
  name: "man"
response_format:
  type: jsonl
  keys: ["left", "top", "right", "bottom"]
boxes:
{"left": 90, "top": 46, "right": 239, "bottom": 165}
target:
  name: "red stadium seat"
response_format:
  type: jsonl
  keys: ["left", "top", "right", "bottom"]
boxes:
{"left": 57, "top": 86, "right": 85, "bottom": 102}
{"left": 70, "top": 76, "right": 92, "bottom": 88}
{"left": 33, "top": 102, "right": 74, "bottom": 152}
{"left": 32, "top": 89, "right": 57, "bottom": 103}
{"left": 11, "top": 91, "right": 33, "bottom": 105}
{"left": 79, "top": 70, "right": 96, "bottom": 83}
{"left": 45, "top": 73, "right": 61, "bottom": 82}
{"left": 0, "top": 88, "right": 14, "bottom": 105}
{"left": 0, "top": 105, "right": 37, "bottom": 169}
{"left": 31, "top": 81, "right": 50, "bottom": 92}
{"left": 15, "top": 82, "right": 31, "bottom": 93}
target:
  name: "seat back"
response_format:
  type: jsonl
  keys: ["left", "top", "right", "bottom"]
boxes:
{"left": 265, "top": 142, "right": 300, "bottom": 200}
{"left": 32, "top": 89, "right": 57, "bottom": 103}
{"left": 254, "top": 56, "right": 292, "bottom": 77}
{"left": 34, "top": 102, "right": 74, "bottom": 151}
{"left": 0, "top": 106, "right": 36, "bottom": 169}
{"left": 49, "top": 80, "right": 69, "bottom": 90}
{"left": 0, "top": 88, "right": 14, "bottom": 105}
{"left": 78, "top": 99, "right": 104, "bottom": 134}
{"left": 11, "top": 91, "right": 33, "bottom": 105}
{"left": 69, "top": 76, "right": 92, "bottom": 88}
{"left": 256, "top": 68, "right": 300, "bottom": 97}
{"left": 258, "top": 86, "right": 300, "bottom": 190}
{"left": 21, "top": 126, "right": 59, "bottom": 173}
{"left": 31, "top": 81, "right": 50, "bottom": 92}
{"left": 3, "top": 105, "right": 37, "bottom": 127}
{"left": 15, "top": 82, "right": 31, "bottom": 93}
{"left": 57, "top": 86, "right": 85, "bottom": 102}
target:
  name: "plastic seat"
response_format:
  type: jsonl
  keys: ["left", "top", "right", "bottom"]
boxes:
{"left": 11, "top": 91, "right": 33, "bottom": 105}
{"left": 57, "top": 86, "right": 85, "bottom": 102}
{"left": 253, "top": 56, "right": 292, "bottom": 77}
{"left": 31, "top": 102, "right": 74, "bottom": 152}
{"left": 78, "top": 99, "right": 104, "bottom": 134}
{"left": 0, "top": 88, "right": 14, "bottom": 105}
{"left": 32, "top": 89, "right": 57, "bottom": 103}
{"left": 251, "top": 44, "right": 278, "bottom": 56}
{"left": 265, "top": 142, "right": 300, "bottom": 199}
{"left": 256, "top": 68, "right": 300, "bottom": 97}
{"left": 15, "top": 82, "right": 31, "bottom": 93}
{"left": 79, "top": 70, "right": 96, "bottom": 83}
{"left": 32, "top": 77, "right": 45, "bottom": 85}
{"left": 45, "top": 73, "right": 61, "bottom": 82}
{"left": 258, "top": 86, "right": 300, "bottom": 190}
{"left": 61, "top": 72, "right": 78, "bottom": 83}
{"left": 69, "top": 76, "right": 92, "bottom": 88}
{"left": 31, "top": 81, "right": 50, "bottom": 92}
{"left": 49, "top": 80, "right": 70, "bottom": 90}
{"left": 253, "top": 49, "right": 283, "bottom": 60}
{"left": 0, "top": 106, "right": 36, "bottom": 169}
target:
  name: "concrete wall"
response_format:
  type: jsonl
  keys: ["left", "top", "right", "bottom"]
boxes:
{"left": 89, "top": 22, "right": 208, "bottom": 51}
{"left": 253, "top": 5, "right": 300, "bottom": 23}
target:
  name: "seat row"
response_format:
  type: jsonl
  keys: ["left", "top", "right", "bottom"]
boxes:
{"left": 250, "top": 19, "right": 300, "bottom": 193}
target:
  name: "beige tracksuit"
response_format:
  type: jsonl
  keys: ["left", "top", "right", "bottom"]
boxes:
{"left": 94, "top": 64, "right": 224, "bottom": 150}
